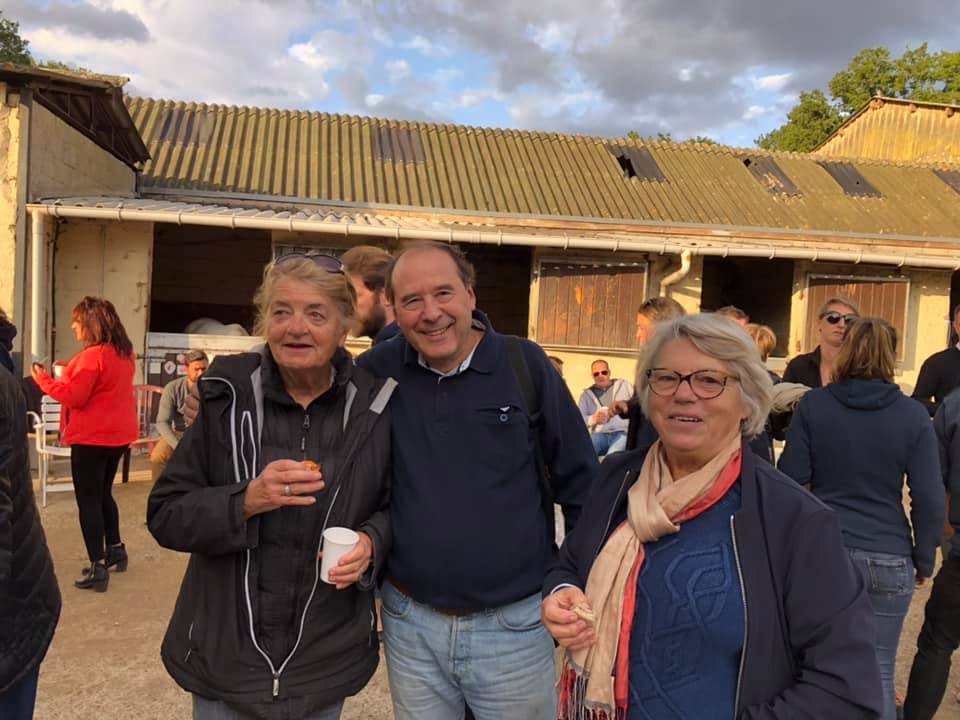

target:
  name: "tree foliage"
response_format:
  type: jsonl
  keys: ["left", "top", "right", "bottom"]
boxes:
{"left": 626, "top": 130, "right": 717, "bottom": 144}
{"left": 0, "top": 12, "right": 32, "bottom": 65}
{"left": 758, "top": 44, "right": 960, "bottom": 151}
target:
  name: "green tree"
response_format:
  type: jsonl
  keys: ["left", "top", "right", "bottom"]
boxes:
{"left": 759, "top": 44, "right": 960, "bottom": 151}
{"left": 0, "top": 11, "right": 32, "bottom": 65}
{"left": 626, "top": 130, "right": 717, "bottom": 144}
{"left": 756, "top": 90, "right": 842, "bottom": 152}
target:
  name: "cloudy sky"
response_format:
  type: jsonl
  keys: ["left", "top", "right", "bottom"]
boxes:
{"left": 6, "top": 0, "right": 960, "bottom": 146}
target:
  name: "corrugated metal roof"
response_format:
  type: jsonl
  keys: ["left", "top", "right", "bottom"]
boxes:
{"left": 126, "top": 96, "right": 960, "bottom": 239}
{"left": 816, "top": 96, "right": 960, "bottom": 164}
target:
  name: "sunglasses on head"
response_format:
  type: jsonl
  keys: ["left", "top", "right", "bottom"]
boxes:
{"left": 593, "top": 370, "right": 610, "bottom": 377}
{"left": 274, "top": 252, "right": 343, "bottom": 274}
{"left": 821, "top": 311, "right": 858, "bottom": 325}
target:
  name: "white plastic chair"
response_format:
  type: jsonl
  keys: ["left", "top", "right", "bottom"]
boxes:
{"left": 26, "top": 395, "right": 73, "bottom": 506}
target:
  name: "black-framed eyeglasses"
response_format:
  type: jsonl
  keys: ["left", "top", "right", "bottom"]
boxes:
{"left": 275, "top": 253, "right": 343, "bottom": 274}
{"left": 592, "top": 370, "right": 610, "bottom": 377}
{"left": 645, "top": 368, "right": 740, "bottom": 399}
{"left": 820, "top": 311, "right": 858, "bottom": 326}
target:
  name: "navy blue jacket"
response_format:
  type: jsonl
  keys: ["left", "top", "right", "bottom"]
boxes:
{"left": 778, "top": 378, "right": 943, "bottom": 577}
{"left": 933, "top": 387, "right": 960, "bottom": 558}
{"left": 358, "top": 310, "right": 597, "bottom": 610}
{"left": 544, "top": 442, "right": 882, "bottom": 719}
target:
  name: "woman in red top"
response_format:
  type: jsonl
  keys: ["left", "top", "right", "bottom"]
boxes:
{"left": 32, "top": 297, "right": 137, "bottom": 592}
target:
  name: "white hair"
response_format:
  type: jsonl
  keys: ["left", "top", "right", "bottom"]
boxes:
{"left": 636, "top": 313, "right": 775, "bottom": 438}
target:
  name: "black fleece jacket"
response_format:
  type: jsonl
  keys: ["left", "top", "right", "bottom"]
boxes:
{"left": 148, "top": 348, "right": 393, "bottom": 719}
{"left": 0, "top": 365, "right": 61, "bottom": 694}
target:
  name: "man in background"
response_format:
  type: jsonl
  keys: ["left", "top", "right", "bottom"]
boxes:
{"left": 150, "top": 350, "right": 208, "bottom": 481}
{"left": 341, "top": 245, "right": 400, "bottom": 345}
{"left": 578, "top": 359, "right": 633, "bottom": 459}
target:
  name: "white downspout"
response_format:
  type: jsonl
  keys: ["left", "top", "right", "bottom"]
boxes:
{"left": 659, "top": 249, "right": 692, "bottom": 297}
{"left": 29, "top": 207, "right": 46, "bottom": 362}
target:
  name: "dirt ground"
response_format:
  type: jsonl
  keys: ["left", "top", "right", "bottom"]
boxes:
{"left": 29, "top": 462, "right": 960, "bottom": 720}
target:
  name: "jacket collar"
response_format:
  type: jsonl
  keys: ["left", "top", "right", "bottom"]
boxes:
{"left": 401, "top": 310, "right": 499, "bottom": 375}
{"left": 372, "top": 321, "right": 401, "bottom": 346}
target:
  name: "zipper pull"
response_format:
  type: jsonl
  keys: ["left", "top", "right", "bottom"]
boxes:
{"left": 272, "top": 674, "right": 280, "bottom": 698}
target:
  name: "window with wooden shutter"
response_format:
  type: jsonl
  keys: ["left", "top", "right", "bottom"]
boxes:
{"left": 804, "top": 275, "right": 909, "bottom": 360}
{"left": 536, "top": 258, "right": 647, "bottom": 351}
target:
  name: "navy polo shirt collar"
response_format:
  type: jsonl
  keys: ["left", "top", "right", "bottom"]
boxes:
{"left": 402, "top": 310, "right": 499, "bottom": 375}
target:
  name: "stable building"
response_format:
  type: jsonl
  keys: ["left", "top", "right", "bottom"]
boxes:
{"left": 2, "top": 63, "right": 960, "bottom": 394}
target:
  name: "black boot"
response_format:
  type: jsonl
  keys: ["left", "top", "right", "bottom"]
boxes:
{"left": 75, "top": 562, "right": 108, "bottom": 592}
{"left": 106, "top": 543, "right": 128, "bottom": 572}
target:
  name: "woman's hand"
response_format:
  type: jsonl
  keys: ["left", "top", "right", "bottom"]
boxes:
{"left": 916, "top": 571, "right": 930, "bottom": 588}
{"left": 326, "top": 531, "right": 374, "bottom": 590}
{"left": 541, "top": 586, "right": 596, "bottom": 651}
{"left": 242, "top": 459, "right": 325, "bottom": 519}
{"left": 31, "top": 362, "right": 48, "bottom": 383}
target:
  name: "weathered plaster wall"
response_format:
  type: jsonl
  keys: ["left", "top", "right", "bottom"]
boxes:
{"left": 28, "top": 102, "right": 135, "bottom": 200}
{"left": 0, "top": 86, "right": 27, "bottom": 345}
{"left": 53, "top": 219, "right": 153, "bottom": 381}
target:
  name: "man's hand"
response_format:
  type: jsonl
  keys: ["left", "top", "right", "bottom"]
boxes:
{"left": 242, "top": 460, "right": 325, "bottom": 519}
{"left": 916, "top": 571, "right": 930, "bottom": 588}
{"left": 326, "top": 531, "right": 374, "bottom": 590}
{"left": 184, "top": 382, "right": 200, "bottom": 426}
{"left": 590, "top": 408, "right": 610, "bottom": 425}
{"left": 609, "top": 400, "right": 630, "bottom": 418}
{"left": 541, "top": 586, "right": 596, "bottom": 651}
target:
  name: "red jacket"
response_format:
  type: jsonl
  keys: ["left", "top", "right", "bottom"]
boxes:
{"left": 35, "top": 344, "right": 137, "bottom": 447}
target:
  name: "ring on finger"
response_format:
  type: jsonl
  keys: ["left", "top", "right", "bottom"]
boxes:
{"left": 283, "top": 484, "right": 291, "bottom": 497}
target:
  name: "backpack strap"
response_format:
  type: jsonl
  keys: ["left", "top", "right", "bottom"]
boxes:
{"left": 503, "top": 336, "right": 555, "bottom": 546}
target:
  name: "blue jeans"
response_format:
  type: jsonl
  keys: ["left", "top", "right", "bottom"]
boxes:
{"left": 847, "top": 548, "right": 914, "bottom": 720}
{"left": 591, "top": 431, "right": 626, "bottom": 458}
{"left": 0, "top": 666, "right": 39, "bottom": 720}
{"left": 381, "top": 580, "right": 556, "bottom": 720}
{"left": 193, "top": 695, "right": 343, "bottom": 719}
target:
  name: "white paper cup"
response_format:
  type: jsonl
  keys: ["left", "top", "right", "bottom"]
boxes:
{"left": 320, "top": 527, "right": 359, "bottom": 584}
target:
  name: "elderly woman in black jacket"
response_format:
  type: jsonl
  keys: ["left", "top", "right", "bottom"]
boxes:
{"left": 148, "top": 255, "right": 394, "bottom": 720}
{"left": 0, "top": 309, "right": 61, "bottom": 720}
{"left": 541, "top": 313, "right": 881, "bottom": 720}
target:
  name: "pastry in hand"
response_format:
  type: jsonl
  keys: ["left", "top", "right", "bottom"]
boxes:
{"left": 303, "top": 460, "right": 320, "bottom": 472}
{"left": 573, "top": 603, "right": 596, "bottom": 624}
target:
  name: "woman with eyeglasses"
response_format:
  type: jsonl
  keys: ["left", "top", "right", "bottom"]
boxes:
{"left": 541, "top": 313, "right": 881, "bottom": 720}
{"left": 779, "top": 318, "right": 942, "bottom": 720}
{"left": 148, "top": 255, "right": 394, "bottom": 720}
{"left": 783, "top": 296, "right": 860, "bottom": 388}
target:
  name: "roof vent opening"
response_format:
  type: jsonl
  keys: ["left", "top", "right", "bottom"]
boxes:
{"left": 606, "top": 145, "right": 667, "bottom": 182}
{"left": 374, "top": 125, "right": 425, "bottom": 163}
{"left": 816, "top": 161, "right": 881, "bottom": 198}
{"left": 934, "top": 168, "right": 960, "bottom": 194}
{"left": 739, "top": 155, "right": 801, "bottom": 197}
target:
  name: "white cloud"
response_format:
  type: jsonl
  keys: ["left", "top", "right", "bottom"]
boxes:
{"left": 751, "top": 72, "right": 792, "bottom": 92}
{"left": 527, "top": 21, "right": 576, "bottom": 52}
{"left": 365, "top": 93, "right": 385, "bottom": 107}
{"left": 385, "top": 59, "right": 412, "bottom": 83}
{"left": 401, "top": 34, "right": 449, "bottom": 57}
{"left": 742, "top": 104, "right": 768, "bottom": 120}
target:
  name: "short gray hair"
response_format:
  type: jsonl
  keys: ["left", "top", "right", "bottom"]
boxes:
{"left": 636, "top": 313, "right": 774, "bottom": 438}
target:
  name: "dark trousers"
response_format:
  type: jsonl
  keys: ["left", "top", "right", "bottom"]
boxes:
{"left": 0, "top": 666, "right": 39, "bottom": 720}
{"left": 70, "top": 444, "right": 127, "bottom": 563}
{"left": 904, "top": 553, "right": 960, "bottom": 719}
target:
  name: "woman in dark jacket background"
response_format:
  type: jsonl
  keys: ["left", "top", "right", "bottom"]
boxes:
{"left": 779, "top": 317, "right": 942, "bottom": 720}
{"left": 148, "top": 255, "right": 394, "bottom": 720}
{"left": 0, "top": 309, "right": 61, "bottom": 720}
{"left": 542, "top": 313, "right": 881, "bottom": 720}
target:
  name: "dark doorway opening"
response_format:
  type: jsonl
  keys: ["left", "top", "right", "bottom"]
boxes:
{"left": 149, "top": 225, "right": 272, "bottom": 333}
{"left": 700, "top": 256, "right": 794, "bottom": 357}
{"left": 461, "top": 244, "right": 532, "bottom": 338}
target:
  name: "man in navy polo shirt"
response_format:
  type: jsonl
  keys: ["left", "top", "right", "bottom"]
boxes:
{"left": 358, "top": 241, "right": 596, "bottom": 720}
